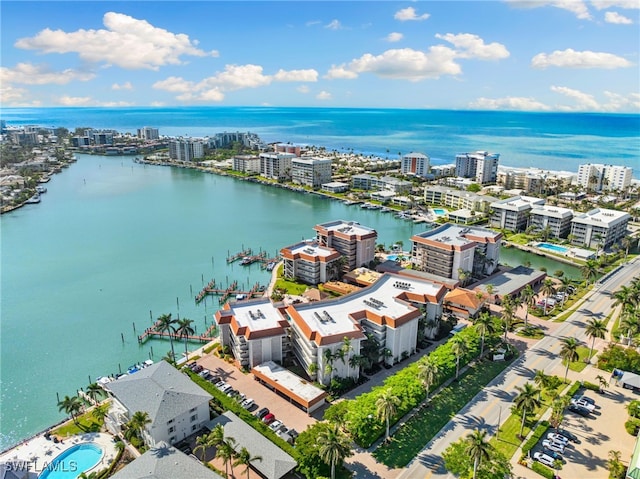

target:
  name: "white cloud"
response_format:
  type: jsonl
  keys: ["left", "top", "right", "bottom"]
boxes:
{"left": 469, "top": 96, "right": 552, "bottom": 111}
{"left": 604, "top": 11, "right": 633, "bottom": 23}
{"left": 316, "top": 91, "right": 332, "bottom": 100}
{"left": 98, "top": 100, "right": 134, "bottom": 107}
{"left": 57, "top": 95, "right": 93, "bottom": 106}
{"left": 0, "top": 62, "right": 95, "bottom": 85}
{"left": 150, "top": 101, "right": 165, "bottom": 107}
{"left": 591, "top": 0, "right": 640, "bottom": 10}
{"left": 507, "top": 1, "right": 592, "bottom": 19}
{"left": 550, "top": 85, "right": 600, "bottom": 110}
{"left": 0, "top": 84, "right": 30, "bottom": 105}
{"left": 273, "top": 69, "right": 318, "bottom": 82}
{"left": 15, "top": 12, "right": 212, "bottom": 70}
{"left": 306, "top": 20, "right": 322, "bottom": 27}
{"left": 201, "top": 64, "right": 271, "bottom": 91}
{"left": 325, "top": 64, "right": 359, "bottom": 80}
{"left": 394, "top": 7, "right": 430, "bottom": 21}
{"left": 152, "top": 76, "right": 194, "bottom": 93}
{"left": 297, "top": 85, "right": 310, "bottom": 93}
{"left": 112, "top": 81, "right": 133, "bottom": 90}
{"left": 603, "top": 91, "right": 640, "bottom": 110}
{"left": 347, "top": 46, "right": 461, "bottom": 81}
{"left": 325, "top": 19, "right": 342, "bottom": 30}
{"left": 532, "top": 48, "right": 633, "bottom": 68}
{"left": 435, "top": 33, "right": 510, "bottom": 60}
{"left": 386, "top": 32, "right": 404, "bottom": 43}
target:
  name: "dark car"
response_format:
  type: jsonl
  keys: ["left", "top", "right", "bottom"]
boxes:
{"left": 542, "top": 448, "right": 563, "bottom": 461}
{"left": 256, "top": 407, "right": 270, "bottom": 419}
{"left": 568, "top": 404, "right": 591, "bottom": 417}
{"left": 192, "top": 364, "right": 204, "bottom": 373}
{"left": 556, "top": 429, "right": 580, "bottom": 443}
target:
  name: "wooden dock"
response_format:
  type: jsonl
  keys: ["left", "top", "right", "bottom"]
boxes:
{"left": 227, "top": 248, "right": 252, "bottom": 264}
{"left": 195, "top": 279, "right": 216, "bottom": 304}
{"left": 137, "top": 319, "right": 217, "bottom": 344}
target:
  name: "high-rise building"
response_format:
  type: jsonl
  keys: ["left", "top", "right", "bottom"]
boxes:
{"left": 455, "top": 151, "right": 500, "bottom": 184}
{"left": 577, "top": 163, "right": 633, "bottom": 192}
{"left": 401, "top": 152, "right": 430, "bottom": 177}
{"left": 291, "top": 157, "right": 332, "bottom": 187}
{"left": 259, "top": 152, "right": 295, "bottom": 181}
{"left": 168, "top": 138, "right": 205, "bottom": 161}
{"left": 314, "top": 220, "right": 377, "bottom": 271}
{"left": 137, "top": 127, "right": 159, "bottom": 140}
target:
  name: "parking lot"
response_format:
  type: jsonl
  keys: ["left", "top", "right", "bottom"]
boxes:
{"left": 525, "top": 378, "right": 638, "bottom": 478}
{"left": 195, "top": 353, "right": 320, "bottom": 435}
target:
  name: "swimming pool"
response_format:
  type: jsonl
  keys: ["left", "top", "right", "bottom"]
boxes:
{"left": 39, "top": 443, "right": 104, "bottom": 479}
{"left": 433, "top": 208, "right": 446, "bottom": 215}
{"left": 537, "top": 242, "right": 569, "bottom": 254}
{"left": 387, "top": 255, "right": 399, "bottom": 261}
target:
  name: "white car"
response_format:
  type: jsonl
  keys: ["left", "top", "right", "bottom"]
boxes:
{"left": 542, "top": 440, "right": 565, "bottom": 453}
{"left": 533, "top": 452, "right": 555, "bottom": 467}
{"left": 241, "top": 398, "right": 255, "bottom": 409}
{"left": 575, "top": 395, "right": 596, "bottom": 406}
{"left": 571, "top": 398, "right": 595, "bottom": 412}
{"left": 269, "top": 420, "right": 284, "bottom": 431}
{"left": 546, "top": 433, "right": 569, "bottom": 445}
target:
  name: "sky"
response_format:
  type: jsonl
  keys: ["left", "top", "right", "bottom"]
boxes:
{"left": 1, "top": 1, "right": 639, "bottom": 111}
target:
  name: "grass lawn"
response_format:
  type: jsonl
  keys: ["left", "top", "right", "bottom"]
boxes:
{"left": 516, "top": 326, "right": 545, "bottom": 340}
{"left": 272, "top": 265, "right": 309, "bottom": 296}
{"left": 565, "top": 346, "right": 592, "bottom": 372}
{"left": 372, "top": 358, "right": 513, "bottom": 468}
{"left": 52, "top": 408, "right": 104, "bottom": 437}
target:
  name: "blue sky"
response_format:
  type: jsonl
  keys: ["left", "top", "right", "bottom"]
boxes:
{"left": 1, "top": 1, "right": 638, "bottom": 111}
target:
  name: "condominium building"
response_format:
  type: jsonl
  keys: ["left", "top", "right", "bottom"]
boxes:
{"left": 423, "top": 185, "right": 496, "bottom": 213}
{"left": 137, "top": 127, "right": 160, "bottom": 141}
{"left": 351, "top": 174, "right": 412, "bottom": 193}
{"left": 280, "top": 240, "right": 342, "bottom": 284}
{"left": 401, "top": 152, "right": 430, "bottom": 177}
{"left": 314, "top": 220, "right": 377, "bottom": 271}
{"left": 430, "top": 164, "right": 457, "bottom": 178}
{"left": 291, "top": 157, "right": 332, "bottom": 188}
{"left": 497, "top": 167, "right": 574, "bottom": 195}
{"left": 287, "top": 272, "right": 446, "bottom": 383}
{"left": 214, "top": 298, "right": 291, "bottom": 369}
{"left": 489, "top": 195, "right": 545, "bottom": 231}
{"left": 411, "top": 223, "right": 502, "bottom": 280}
{"left": 569, "top": 208, "right": 631, "bottom": 249}
{"left": 455, "top": 151, "right": 500, "bottom": 184}
{"left": 577, "top": 163, "right": 633, "bottom": 192}
{"left": 168, "top": 138, "right": 205, "bottom": 161}
{"left": 91, "top": 131, "right": 115, "bottom": 145}
{"left": 259, "top": 152, "right": 295, "bottom": 181}
{"left": 208, "top": 131, "right": 266, "bottom": 150}
{"left": 528, "top": 205, "right": 574, "bottom": 238}
{"left": 275, "top": 143, "right": 302, "bottom": 156}
{"left": 232, "top": 155, "right": 261, "bottom": 174}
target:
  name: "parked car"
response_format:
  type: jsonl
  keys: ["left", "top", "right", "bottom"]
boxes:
{"left": 262, "top": 413, "right": 275, "bottom": 425}
{"left": 568, "top": 403, "right": 592, "bottom": 417}
{"left": 542, "top": 440, "right": 565, "bottom": 453}
{"left": 571, "top": 398, "right": 595, "bottom": 412}
{"left": 219, "top": 384, "right": 233, "bottom": 394}
{"left": 534, "top": 452, "right": 555, "bottom": 467}
{"left": 193, "top": 364, "right": 204, "bottom": 373}
{"left": 546, "top": 433, "right": 569, "bottom": 445}
{"left": 556, "top": 429, "right": 580, "bottom": 443}
{"left": 214, "top": 380, "right": 226, "bottom": 389}
{"left": 225, "top": 388, "right": 237, "bottom": 397}
{"left": 575, "top": 395, "right": 596, "bottom": 406}
{"left": 186, "top": 361, "right": 197, "bottom": 370}
{"left": 241, "top": 398, "right": 255, "bottom": 409}
{"left": 542, "top": 448, "right": 563, "bottom": 461}
{"left": 287, "top": 428, "right": 299, "bottom": 440}
{"left": 256, "top": 407, "right": 269, "bottom": 419}
{"left": 269, "top": 420, "right": 284, "bottom": 431}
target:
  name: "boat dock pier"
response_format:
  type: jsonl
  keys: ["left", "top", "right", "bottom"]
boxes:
{"left": 195, "top": 278, "right": 216, "bottom": 304}
{"left": 137, "top": 320, "right": 217, "bottom": 344}
{"left": 227, "top": 248, "right": 252, "bottom": 264}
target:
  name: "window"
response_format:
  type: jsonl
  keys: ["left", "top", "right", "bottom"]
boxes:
{"left": 189, "top": 407, "right": 197, "bottom": 413}
{"left": 192, "top": 424, "right": 198, "bottom": 432}
{"left": 190, "top": 414, "right": 198, "bottom": 422}
{"left": 168, "top": 426, "right": 175, "bottom": 434}
{"left": 167, "top": 419, "right": 174, "bottom": 425}
{"left": 170, "top": 436, "right": 177, "bottom": 444}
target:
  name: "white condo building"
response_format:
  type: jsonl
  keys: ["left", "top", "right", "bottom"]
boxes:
{"left": 314, "top": 220, "right": 377, "bottom": 271}
{"left": 291, "top": 157, "right": 332, "bottom": 188}
{"left": 401, "top": 152, "right": 430, "bottom": 177}
{"left": 529, "top": 205, "right": 574, "bottom": 239}
{"left": 577, "top": 163, "right": 633, "bottom": 192}
{"left": 233, "top": 155, "right": 261, "bottom": 174}
{"left": 280, "top": 240, "right": 342, "bottom": 284}
{"left": 169, "top": 138, "right": 205, "bottom": 161}
{"left": 489, "top": 195, "right": 546, "bottom": 231}
{"left": 455, "top": 151, "right": 500, "bottom": 184}
{"left": 570, "top": 208, "right": 631, "bottom": 249}
{"left": 137, "top": 127, "right": 160, "bottom": 140}
{"left": 259, "top": 152, "right": 295, "bottom": 181}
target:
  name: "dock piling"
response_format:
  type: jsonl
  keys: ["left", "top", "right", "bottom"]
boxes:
{"left": 121, "top": 332, "right": 124, "bottom": 343}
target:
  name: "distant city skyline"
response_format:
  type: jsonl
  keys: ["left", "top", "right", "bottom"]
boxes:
{"left": 1, "top": 1, "right": 638, "bottom": 111}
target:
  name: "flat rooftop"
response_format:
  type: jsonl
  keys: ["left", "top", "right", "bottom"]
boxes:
{"left": 412, "top": 223, "right": 501, "bottom": 247}
{"left": 530, "top": 204, "right": 574, "bottom": 218}
{"left": 572, "top": 208, "right": 630, "bottom": 226}
{"left": 315, "top": 220, "right": 376, "bottom": 238}
{"left": 252, "top": 361, "right": 326, "bottom": 406}
{"left": 493, "top": 195, "right": 545, "bottom": 210}
{"left": 222, "top": 298, "right": 286, "bottom": 333}
{"left": 473, "top": 266, "right": 546, "bottom": 298}
{"left": 283, "top": 241, "right": 338, "bottom": 259}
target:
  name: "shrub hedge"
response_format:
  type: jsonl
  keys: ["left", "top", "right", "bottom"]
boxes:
{"left": 532, "top": 461, "right": 555, "bottom": 479}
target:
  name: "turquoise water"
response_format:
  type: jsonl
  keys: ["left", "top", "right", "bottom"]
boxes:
{"left": 38, "top": 443, "right": 103, "bottom": 479}
{"left": 537, "top": 242, "right": 569, "bottom": 253}
{"left": 3, "top": 107, "right": 639, "bottom": 176}
{"left": 0, "top": 154, "right": 421, "bottom": 449}
{"left": 433, "top": 208, "right": 447, "bottom": 215}
{"left": 500, "top": 245, "right": 581, "bottom": 279}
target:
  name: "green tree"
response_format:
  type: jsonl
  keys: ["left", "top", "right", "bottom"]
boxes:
{"left": 418, "top": 356, "right": 440, "bottom": 403}
{"left": 57, "top": 395, "right": 82, "bottom": 426}
{"left": 194, "top": 433, "right": 210, "bottom": 462}
{"left": 125, "top": 411, "right": 151, "bottom": 445}
{"left": 443, "top": 436, "right": 512, "bottom": 479}
{"left": 513, "top": 382, "right": 541, "bottom": 438}
{"left": 540, "top": 278, "right": 556, "bottom": 315}
{"left": 157, "top": 313, "right": 177, "bottom": 362}
{"left": 585, "top": 318, "right": 607, "bottom": 363}
{"left": 317, "top": 422, "right": 353, "bottom": 479}
{"left": 474, "top": 312, "right": 495, "bottom": 358}
{"left": 500, "top": 296, "right": 516, "bottom": 340}
{"left": 85, "top": 383, "right": 102, "bottom": 404}
{"left": 465, "top": 429, "right": 492, "bottom": 479}
{"left": 560, "top": 337, "right": 580, "bottom": 382}
{"left": 519, "top": 284, "right": 536, "bottom": 327}
{"left": 451, "top": 335, "right": 467, "bottom": 380}
{"left": 581, "top": 259, "right": 599, "bottom": 286}
{"left": 607, "top": 450, "right": 626, "bottom": 479}
{"left": 91, "top": 403, "right": 109, "bottom": 424}
{"left": 176, "top": 317, "right": 195, "bottom": 358}
{"left": 376, "top": 388, "right": 400, "bottom": 442}
{"left": 216, "top": 437, "right": 238, "bottom": 477}
{"left": 233, "top": 446, "right": 263, "bottom": 478}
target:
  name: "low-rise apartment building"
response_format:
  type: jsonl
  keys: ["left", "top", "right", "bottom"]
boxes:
{"left": 489, "top": 195, "right": 545, "bottom": 231}
{"left": 411, "top": 223, "right": 502, "bottom": 280}
{"left": 424, "top": 185, "right": 495, "bottom": 213}
{"left": 570, "top": 208, "right": 631, "bottom": 249}
{"left": 351, "top": 174, "right": 412, "bottom": 194}
{"left": 280, "top": 240, "right": 342, "bottom": 284}
{"left": 232, "top": 154, "right": 261, "bottom": 174}
{"left": 214, "top": 298, "right": 291, "bottom": 369}
{"left": 528, "top": 204, "right": 574, "bottom": 238}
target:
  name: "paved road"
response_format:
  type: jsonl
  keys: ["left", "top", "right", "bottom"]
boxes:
{"left": 398, "top": 257, "right": 640, "bottom": 479}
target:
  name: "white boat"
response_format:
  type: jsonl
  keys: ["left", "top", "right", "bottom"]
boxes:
{"left": 25, "top": 194, "right": 41, "bottom": 204}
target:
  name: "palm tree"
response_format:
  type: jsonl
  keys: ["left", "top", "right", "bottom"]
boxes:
{"left": 176, "top": 317, "right": 195, "bottom": 358}
{"left": 376, "top": 388, "right": 400, "bottom": 442}
{"left": 317, "top": 422, "right": 352, "bottom": 479}
{"left": 596, "top": 374, "right": 609, "bottom": 394}
{"left": 323, "top": 349, "right": 336, "bottom": 384}
{"left": 85, "top": 383, "right": 102, "bottom": 404}
{"left": 418, "top": 357, "right": 439, "bottom": 403}
{"left": 465, "top": 429, "right": 492, "bottom": 479}
{"left": 474, "top": 312, "right": 495, "bottom": 357}
{"left": 620, "top": 314, "right": 640, "bottom": 347}
{"left": 533, "top": 369, "right": 551, "bottom": 399}
{"left": 560, "top": 337, "right": 580, "bottom": 382}
{"left": 585, "top": 318, "right": 607, "bottom": 363}
{"left": 622, "top": 236, "right": 632, "bottom": 260}
{"left": 519, "top": 284, "right": 536, "bottom": 327}
{"left": 126, "top": 410, "right": 151, "bottom": 445}
{"left": 513, "top": 382, "right": 542, "bottom": 438}
{"left": 500, "top": 297, "right": 515, "bottom": 340}
{"left": 341, "top": 336, "right": 353, "bottom": 378}
{"left": 57, "top": 395, "right": 82, "bottom": 426}
{"left": 233, "top": 446, "right": 262, "bottom": 478}
{"left": 540, "top": 278, "right": 556, "bottom": 315}
{"left": 450, "top": 335, "right": 467, "bottom": 380}
{"left": 91, "top": 403, "right": 109, "bottom": 423}
{"left": 558, "top": 276, "right": 573, "bottom": 307}
{"left": 157, "top": 313, "right": 177, "bottom": 362}
{"left": 581, "top": 259, "right": 599, "bottom": 286}
{"left": 194, "top": 433, "right": 210, "bottom": 462}
{"left": 216, "top": 437, "right": 238, "bottom": 477}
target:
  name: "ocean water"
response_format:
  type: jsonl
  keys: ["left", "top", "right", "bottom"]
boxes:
{"left": 3, "top": 107, "right": 639, "bottom": 176}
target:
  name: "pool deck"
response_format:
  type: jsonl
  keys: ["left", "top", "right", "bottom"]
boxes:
{"left": 0, "top": 432, "right": 118, "bottom": 476}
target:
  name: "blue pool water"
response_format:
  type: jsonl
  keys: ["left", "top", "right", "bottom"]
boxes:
{"left": 38, "top": 443, "right": 103, "bottom": 479}
{"left": 537, "top": 242, "right": 569, "bottom": 254}
{"left": 433, "top": 208, "right": 446, "bottom": 215}
{"left": 387, "top": 255, "right": 399, "bottom": 261}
